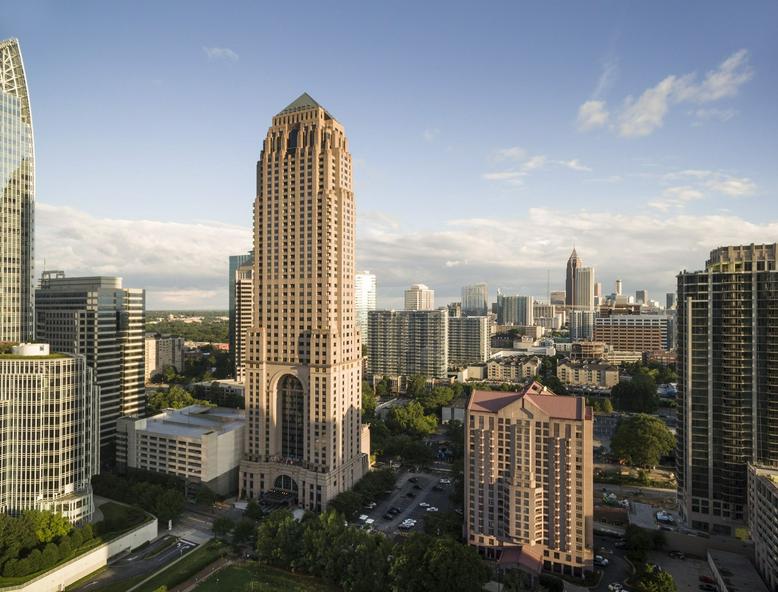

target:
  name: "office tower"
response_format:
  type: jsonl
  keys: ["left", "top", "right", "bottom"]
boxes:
{"left": 368, "top": 309, "right": 448, "bottom": 379}
{"left": 240, "top": 94, "right": 369, "bottom": 510}
{"left": 549, "top": 291, "right": 566, "bottom": 306}
{"left": 635, "top": 289, "right": 648, "bottom": 305}
{"left": 569, "top": 309, "right": 595, "bottom": 341}
{"left": 449, "top": 316, "right": 490, "bottom": 367}
{"left": 496, "top": 294, "right": 534, "bottom": 326}
{"left": 404, "top": 283, "right": 434, "bottom": 310}
{"left": 465, "top": 381, "right": 593, "bottom": 577}
{"left": 594, "top": 282, "right": 602, "bottom": 298}
{"left": 615, "top": 279, "right": 622, "bottom": 296}
{"left": 0, "top": 39, "right": 34, "bottom": 343}
{"left": 573, "top": 267, "right": 595, "bottom": 310}
{"left": 676, "top": 244, "right": 778, "bottom": 535}
{"left": 747, "top": 465, "right": 778, "bottom": 590}
{"left": 228, "top": 252, "right": 253, "bottom": 364}
{"left": 447, "top": 302, "right": 462, "bottom": 318}
{"left": 354, "top": 271, "right": 376, "bottom": 347}
{"left": 565, "top": 248, "right": 582, "bottom": 307}
{"left": 666, "top": 292, "right": 677, "bottom": 310}
{"left": 593, "top": 314, "right": 670, "bottom": 353}
{"left": 0, "top": 343, "right": 99, "bottom": 523}
{"left": 144, "top": 333, "right": 184, "bottom": 381}
{"left": 462, "top": 283, "right": 488, "bottom": 316}
{"left": 233, "top": 260, "right": 254, "bottom": 381}
{"left": 35, "top": 272, "right": 146, "bottom": 455}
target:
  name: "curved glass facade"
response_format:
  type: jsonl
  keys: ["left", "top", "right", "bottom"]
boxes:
{"left": 0, "top": 38, "right": 34, "bottom": 342}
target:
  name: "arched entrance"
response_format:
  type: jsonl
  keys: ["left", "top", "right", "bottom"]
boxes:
{"left": 274, "top": 474, "right": 299, "bottom": 494}
{"left": 278, "top": 374, "right": 305, "bottom": 461}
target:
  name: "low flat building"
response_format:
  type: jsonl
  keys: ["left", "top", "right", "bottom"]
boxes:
{"left": 748, "top": 464, "right": 778, "bottom": 591}
{"left": 557, "top": 361, "right": 619, "bottom": 388}
{"left": 707, "top": 549, "right": 768, "bottom": 592}
{"left": 487, "top": 355, "right": 542, "bottom": 382}
{"left": 116, "top": 405, "right": 245, "bottom": 496}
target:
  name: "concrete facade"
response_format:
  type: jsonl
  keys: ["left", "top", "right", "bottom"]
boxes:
{"left": 557, "top": 361, "right": 619, "bottom": 388}
{"left": 404, "top": 283, "right": 435, "bottom": 311}
{"left": 449, "top": 316, "right": 491, "bottom": 367}
{"left": 144, "top": 333, "right": 184, "bottom": 380}
{"left": 486, "top": 355, "right": 542, "bottom": 382}
{"left": 748, "top": 464, "right": 778, "bottom": 591}
{"left": 233, "top": 261, "right": 254, "bottom": 382}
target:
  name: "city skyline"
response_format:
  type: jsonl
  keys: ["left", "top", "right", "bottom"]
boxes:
{"left": 2, "top": 2, "right": 777, "bottom": 310}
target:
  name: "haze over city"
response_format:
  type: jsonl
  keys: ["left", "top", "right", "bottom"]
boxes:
{"left": 3, "top": 1, "right": 777, "bottom": 309}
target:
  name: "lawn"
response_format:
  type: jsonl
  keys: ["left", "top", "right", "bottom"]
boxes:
{"left": 133, "top": 539, "right": 228, "bottom": 592}
{"left": 194, "top": 564, "right": 337, "bottom": 592}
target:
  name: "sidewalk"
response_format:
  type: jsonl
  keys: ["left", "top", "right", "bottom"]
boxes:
{"left": 170, "top": 557, "right": 233, "bottom": 592}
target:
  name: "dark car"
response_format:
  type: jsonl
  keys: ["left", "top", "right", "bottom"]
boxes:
{"left": 699, "top": 576, "right": 715, "bottom": 584}
{"left": 383, "top": 513, "right": 394, "bottom": 520}
{"left": 699, "top": 585, "right": 717, "bottom": 592}
{"left": 413, "top": 484, "right": 422, "bottom": 490}
{"left": 432, "top": 485, "right": 444, "bottom": 492}
{"left": 669, "top": 551, "right": 685, "bottom": 559}
{"left": 389, "top": 507, "right": 401, "bottom": 514}
{"left": 408, "top": 477, "right": 418, "bottom": 483}
{"left": 405, "top": 492, "right": 415, "bottom": 498}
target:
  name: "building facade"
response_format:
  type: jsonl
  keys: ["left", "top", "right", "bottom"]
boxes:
{"left": 368, "top": 309, "right": 448, "bottom": 379}
{"left": 117, "top": 405, "right": 245, "bottom": 496}
{"left": 593, "top": 314, "right": 670, "bottom": 353}
{"left": 462, "top": 283, "right": 488, "bottom": 316}
{"left": 228, "top": 252, "right": 253, "bottom": 366}
{"left": 465, "top": 382, "right": 594, "bottom": 577}
{"left": 448, "top": 316, "right": 490, "bottom": 367}
{"left": 569, "top": 310, "right": 595, "bottom": 341}
{"left": 144, "top": 333, "right": 184, "bottom": 381}
{"left": 355, "top": 270, "right": 376, "bottom": 346}
{"left": 635, "top": 290, "right": 648, "bottom": 305}
{"left": 404, "top": 283, "right": 434, "bottom": 311}
{"left": 233, "top": 260, "right": 254, "bottom": 382}
{"left": 557, "top": 361, "right": 619, "bottom": 388}
{"left": 486, "top": 355, "right": 542, "bottom": 382}
{"left": 0, "top": 39, "right": 34, "bottom": 343}
{"left": 565, "top": 249, "right": 582, "bottom": 307}
{"left": 0, "top": 344, "right": 99, "bottom": 523}
{"left": 677, "top": 244, "right": 778, "bottom": 535}
{"left": 239, "top": 94, "right": 370, "bottom": 510}
{"left": 497, "top": 294, "right": 534, "bottom": 326}
{"left": 36, "top": 272, "right": 146, "bottom": 455}
{"left": 574, "top": 267, "right": 595, "bottom": 311}
{"left": 747, "top": 464, "right": 778, "bottom": 592}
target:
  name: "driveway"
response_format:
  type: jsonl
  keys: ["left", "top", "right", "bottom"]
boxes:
{"left": 591, "top": 535, "right": 632, "bottom": 592}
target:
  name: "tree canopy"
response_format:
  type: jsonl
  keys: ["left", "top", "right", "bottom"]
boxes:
{"left": 148, "top": 385, "right": 213, "bottom": 414}
{"left": 386, "top": 401, "right": 437, "bottom": 436}
{"left": 612, "top": 371, "right": 658, "bottom": 412}
{"left": 611, "top": 414, "right": 675, "bottom": 468}
{"left": 634, "top": 563, "right": 677, "bottom": 592}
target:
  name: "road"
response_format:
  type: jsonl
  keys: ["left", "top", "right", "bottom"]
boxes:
{"left": 591, "top": 535, "right": 632, "bottom": 592}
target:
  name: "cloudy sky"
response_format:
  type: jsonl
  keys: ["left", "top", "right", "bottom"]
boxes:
{"left": 4, "top": 1, "right": 777, "bottom": 309}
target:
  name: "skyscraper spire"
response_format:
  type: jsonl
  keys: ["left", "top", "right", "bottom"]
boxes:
{"left": 565, "top": 247, "right": 582, "bottom": 307}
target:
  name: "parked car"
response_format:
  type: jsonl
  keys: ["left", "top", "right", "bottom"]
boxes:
{"left": 408, "top": 477, "right": 418, "bottom": 483}
{"left": 699, "top": 585, "right": 717, "bottom": 592}
{"left": 699, "top": 576, "right": 716, "bottom": 584}
{"left": 383, "top": 513, "right": 394, "bottom": 520}
{"left": 405, "top": 492, "right": 415, "bottom": 498}
{"left": 413, "top": 484, "right": 422, "bottom": 490}
{"left": 389, "top": 507, "right": 401, "bottom": 514}
{"left": 669, "top": 551, "right": 685, "bottom": 559}
{"left": 608, "top": 583, "right": 623, "bottom": 592}
{"left": 419, "top": 502, "right": 430, "bottom": 508}
{"left": 595, "top": 555, "right": 609, "bottom": 567}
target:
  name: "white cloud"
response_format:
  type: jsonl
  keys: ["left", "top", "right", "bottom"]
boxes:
{"left": 664, "top": 169, "right": 757, "bottom": 197}
{"left": 203, "top": 46, "right": 239, "bottom": 62}
{"left": 493, "top": 146, "right": 527, "bottom": 162}
{"left": 648, "top": 185, "right": 705, "bottom": 210}
{"left": 577, "top": 100, "right": 609, "bottom": 131}
{"left": 559, "top": 159, "right": 592, "bottom": 172}
{"left": 578, "top": 50, "right": 753, "bottom": 138}
{"left": 483, "top": 150, "right": 589, "bottom": 186}
{"left": 692, "top": 107, "right": 738, "bottom": 124}
{"left": 592, "top": 58, "right": 619, "bottom": 99}
{"left": 422, "top": 128, "right": 440, "bottom": 142}
{"left": 36, "top": 203, "right": 252, "bottom": 309}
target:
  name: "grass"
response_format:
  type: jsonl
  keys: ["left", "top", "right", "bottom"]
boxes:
{"left": 133, "top": 539, "right": 229, "bottom": 592}
{"left": 193, "top": 564, "right": 337, "bottom": 592}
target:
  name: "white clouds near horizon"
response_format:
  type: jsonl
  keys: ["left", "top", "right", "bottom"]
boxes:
{"left": 203, "top": 46, "right": 239, "bottom": 62}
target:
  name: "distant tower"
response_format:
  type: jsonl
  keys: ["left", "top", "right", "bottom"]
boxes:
{"left": 462, "top": 283, "right": 488, "bottom": 316}
{"left": 404, "top": 283, "right": 434, "bottom": 310}
{"left": 0, "top": 39, "right": 35, "bottom": 342}
{"left": 565, "top": 249, "right": 582, "bottom": 307}
{"left": 574, "top": 267, "right": 595, "bottom": 311}
{"left": 355, "top": 271, "right": 377, "bottom": 345}
{"left": 615, "top": 279, "right": 622, "bottom": 296}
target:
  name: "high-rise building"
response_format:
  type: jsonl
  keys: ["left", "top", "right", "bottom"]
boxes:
{"left": 615, "top": 279, "right": 622, "bottom": 296}
{"left": 496, "top": 294, "right": 534, "bottom": 326}
{"left": 677, "top": 243, "right": 778, "bottom": 535}
{"left": 549, "top": 290, "right": 566, "bottom": 306}
{"left": 355, "top": 271, "right": 376, "bottom": 347}
{"left": 228, "top": 252, "right": 253, "bottom": 366}
{"left": 462, "top": 283, "right": 488, "bottom": 316}
{"left": 36, "top": 272, "right": 146, "bottom": 455}
{"left": 569, "top": 309, "right": 595, "bottom": 341}
{"left": 465, "top": 381, "right": 593, "bottom": 577}
{"left": 447, "top": 302, "right": 462, "bottom": 318}
{"left": 747, "top": 464, "right": 778, "bottom": 591}
{"left": 635, "top": 289, "right": 648, "bottom": 305}
{"left": 449, "top": 316, "right": 490, "bottom": 367}
{"left": 574, "top": 267, "right": 595, "bottom": 311}
{"left": 233, "top": 260, "right": 254, "bottom": 382}
{"left": 565, "top": 249, "right": 582, "bottom": 307}
{"left": 368, "top": 309, "right": 448, "bottom": 379}
{"left": 665, "top": 292, "right": 677, "bottom": 310}
{"left": 144, "top": 333, "right": 184, "bottom": 381}
{"left": 404, "top": 283, "right": 434, "bottom": 310}
{"left": 593, "top": 314, "right": 670, "bottom": 353}
{"left": 0, "top": 39, "right": 34, "bottom": 343}
{"left": 240, "top": 94, "right": 369, "bottom": 510}
{"left": 0, "top": 343, "right": 99, "bottom": 523}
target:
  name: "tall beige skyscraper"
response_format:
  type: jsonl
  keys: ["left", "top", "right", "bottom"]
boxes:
{"left": 574, "top": 266, "right": 595, "bottom": 310}
{"left": 240, "top": 94, "right": 369, "bottom": 510}
{"left": 233, "top": 260, "right": 254, "bottom": 381}
{"left": 404, "top": 283, "right": 434, "bottom": 310}
{"left": 0, "top": 39, "right": 35, "bottom": 342}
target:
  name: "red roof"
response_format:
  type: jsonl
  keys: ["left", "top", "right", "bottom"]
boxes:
{"left": 468, "top": 380, "right": 586, "bottom": 420}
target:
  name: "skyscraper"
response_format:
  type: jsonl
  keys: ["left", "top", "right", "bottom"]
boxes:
{"left": 565, "top": 248, "right": 582, "bottom": 307}
{"left": 354, "top": 271, "right": 376, "bottom": 347}
{"left": 36, "top": 273, "right": 146, "bottom": 456}
{"left": 229, "top": 252, "right": 253, "bottom": 366}
{"left": 574, "top": 267, "right": 595, "bottom": 310}
{"left": 635, "top": 289, "right": 648, "bottom": 305}
{"left": 496, "top": 294, "right": 534, "bottom": 326}
{"left": 676, "top": 244, "right": 778, "bottom": 535}
{"left": 665, "top": 292, "right": 676, "bottom": 310}
{"left": 615, "top": 279, "right": 622, "bottom": 296}
{"left": 404, "top": 283, "right": 434, "bottom": 310}
{"left": 240, "top": 94, "right": 369, "bottom": 510}
{"left": 0, "top": 39, "right": 34, "bottom": 342}
{"left": 0, "top": 344, "right": 100, "bottom": 523}
{"left": 462, "top": 283, "right": 488, "bottom": 316}
{"left": 233, "top": 260, "right": 254, "bottom": 381}
{"left": 448, "top": 315, "right": 490, "bottom": 367}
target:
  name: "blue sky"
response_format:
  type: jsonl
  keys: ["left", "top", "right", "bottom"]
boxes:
{"left": 3, "top": 1, "right": 777, "bottom": 308}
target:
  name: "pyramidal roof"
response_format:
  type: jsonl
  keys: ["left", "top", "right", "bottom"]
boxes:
{"left": 278, "top": 92, "right": 332, "bottom": 118}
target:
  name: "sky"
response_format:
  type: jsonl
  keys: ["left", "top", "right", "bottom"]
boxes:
{"left": 3, "top": 1, "right": 778, "bottom": 309}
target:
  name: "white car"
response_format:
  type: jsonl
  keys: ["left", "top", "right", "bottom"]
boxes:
{"left": 439, "top": 478, "right": 451, "bottom": 484}
{"left": 419, "top": 502, "right": 430, "bottom": 508}
{"left": 608, "top": 583, "right": 623, "bottom": 592}
{"left": 358, "top": 514, "right": 369, "bottom": 522}
{"left": 426, "top": 506, "right": 439, "bottom": 512}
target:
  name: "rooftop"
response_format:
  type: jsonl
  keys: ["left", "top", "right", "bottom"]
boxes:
{"left": 277, "top": 92, "right": 333, "bottom": 118}
{"left": 126, "top": 405, "right": 245, "bottom": 438}
{"left": 468, "top": 381, "right": 588, "bottom": 420}
{"left": 708, "top": 549, "right": 769, "bottom": 592}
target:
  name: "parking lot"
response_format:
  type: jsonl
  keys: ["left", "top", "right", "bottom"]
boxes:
{"left": 359, "top": 470, "right": 455, "bottom": 535}
{"left": 645, "top": 551, "right": 716, "bottom": 592}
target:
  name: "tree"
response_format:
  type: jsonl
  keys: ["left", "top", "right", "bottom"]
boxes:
{"left": 611, "top": 415, "right": 675, "bottom": 468}
{"left": 328, "top": 490, "right": 364, "bottom": 521}
{"left": 634, "top": 564, "right": 677, "bottom": 592}
{"left": 212, "top": 516, "right": 235, "bottom": 537}
{"left": 362, "top": 382, "right": 377, "bottom": 423}
{"left": 21, "top": 510, "right": 72, "bottom": 544}
{"left": 601, "top": 398, "right": 614, "bottom": 413}
{"left": 417, "top": 386, "right": 454, "bottom": 413}
{"left": 612, "top": 372, "right": 658, "bottom": 412}
{"left": 232, "top": 518, "right": 256, "bottom": 544}
{"left": 41, "top": 542, "right": 59, "bottom": 568}
{"left": 256, "top": 510, "right": 305, "bottom": 568}
{"left": 386, "top": 401, "right": 437, "bottom": 436}
{"left": 405, "top": 375, "right": 427, "bottom": 400}
{"left": 535, "top": 374, "right": 568, "bottom": 395}
{"left": 375, "top": 377, "right": 392, "bottom": 398}
{"left": 245, "top": 499, "right": 264, "bottom": 521}
{"left": 148, "top": 385, "right": 212, "bottom": 414}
